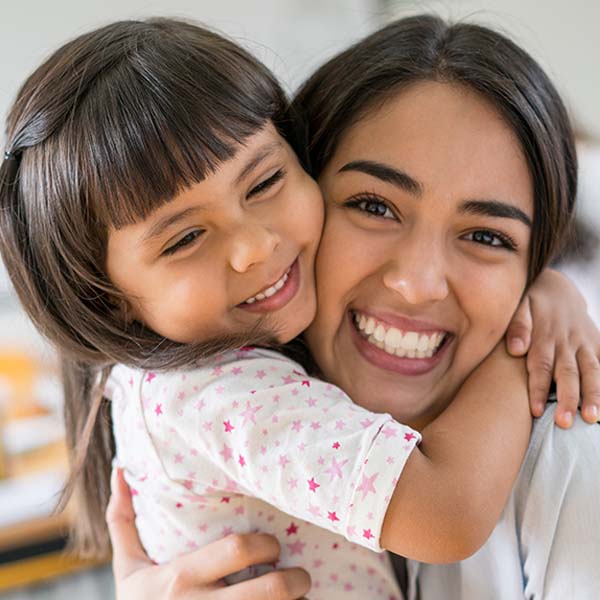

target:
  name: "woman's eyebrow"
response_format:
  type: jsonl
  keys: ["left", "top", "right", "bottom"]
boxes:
{"left": 235, "top": 141, "right": 283, "bottom": 186}
{"left": 338, "top": 160, "right": 422, "bottom": 196}
{"left": 460, "top": 199, "right": 532, "bottom": 227}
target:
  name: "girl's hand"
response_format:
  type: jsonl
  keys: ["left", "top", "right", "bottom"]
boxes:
{"left": 106, "top": 468, "right": 311, "bottom": 600}
{"left": 506, "top": 269, "right": 600, "bottom": 428}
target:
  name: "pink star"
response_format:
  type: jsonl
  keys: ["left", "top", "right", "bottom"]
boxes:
{"left": 222, "top": 526, "right": 234, "bottom": 537}
{"left": 278, "top": 454, "right": 290, "bottom": 469}
{"left": 255, "top": 369, "right": 266, "bottom": 379}
{"left": 307, "top": 477, "right": 320, "bottom": 492}
{"left": 282, "top": 375, "right": 296, "bottom": 385}
{"left": 328, "top": 511, "right": 340, "bottom": 522}
{"left": 332, "top": 441, "right": 341, "bottom": 449}
{"left": 272, "top": 414, "right": 279, "bottom": 423}
{"left": 146, "top": 372, "right": 156, "bottom": 383}
{"left": 287, "top": 539, "right": 306, "bottom": 555}
{"left": 356, "top": 472, "right": 378, "bottom": 500}
{"left": 360, "top": 418, "right": 375, "bottom": 429}
{"left": 174, "top": 453, "right": 184, "bottom": 464}
{"left": 318, "top": 456, "right": 325, "bottom": 466}
{"left": 308, "top": 503, "right": 321, "bottom": 517}
{"left": 286, "top": 522, "right": 298, "bottom": 535}
{"left": 301, "top": 380, "right": 310, "bottom": 387}
{"left": 219, "top": 444, "right": 233, "bottom": 462}
{"left": 382, "top": 426, "right": 398, "bottom": 438}
{"left": 310, "top": 421, "right": 321, "bottom": 430}
{"left": 260, "top": 445, "right": 267, "bottom": 455}
{"left": 240, "top": 401, "right": 263, "bottom": 426}
{"left": 288, "top": 477, "right": 298, "bottom": 489}
{"left": 203, "top": 421, "right": 213, "bottom": 432}
{"left": 223, "top": 420, "right": 235, "bottom": 433}
{"left": 220, "top": 496, "right": 230, "bottom": 503}
{"left": 297, "top": 442, "right": 306, "bottom": 452}
{"left": 234, "top": 505, "right": 245, "bottom": 515}
{"left": 313, "top": 559, "right": 324, "bottom": 568}
{"left": 335, "top": 420, "right": 346, "bottom": 430}
{"left": 177, "top": 391, "right": 186, "bottom": 401}
{"left": 325, "top": 456, "right": 349, "bottom": 481}
{"left": 231, "top": 367, "right": 243, "bottom": 375}
{"left": 404, "top": 432, "right": 417, "bottom": 442}
{"left": 238, "top": 454, "right": 246, "bottom": 467}
{"left": 211, "top": 366, "right": 223, "bottom": 376}
{"left": 363, "top": 528, "right": 374, "bottom": 540}
{"left": 306, "top": 397, "right": 317, "bottom": 407}
{"left": 154, "top": 403, "right": 163, "bottom": 416}
{"left": 195, "top": 398, "right": 205, "bottom": 411}
{"left": 291, "top": 420, "right": 303, "bottom": 432}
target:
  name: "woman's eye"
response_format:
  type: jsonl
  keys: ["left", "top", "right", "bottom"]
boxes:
{"left": 464, "top": 229, "right": 516, "bottom": 250}
{"left": 346, "top": 196, "right": 396, "bottom": 219}
{"left": 163, "top": 230, "right": 203, "bottom": 256}
{"left": 247, "top": 168, "right": 285, "bottom": 198}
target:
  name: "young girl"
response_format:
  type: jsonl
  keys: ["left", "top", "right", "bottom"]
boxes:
{"left": 0, "top": 17, "right": 597, "bottom": 600}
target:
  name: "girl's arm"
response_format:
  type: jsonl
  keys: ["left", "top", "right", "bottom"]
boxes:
{"left": 505, "top": 269, "right": 600, "bottom": 427}
{"left": 107, "top": 468, "right": 311, "bottom": 600}
{"left": 381, "top": 342, "right": 531, "bottom": 562}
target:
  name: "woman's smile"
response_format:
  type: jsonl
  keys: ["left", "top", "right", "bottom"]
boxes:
{"left": 305, "top": 81, "right": 533, "bottom": 428}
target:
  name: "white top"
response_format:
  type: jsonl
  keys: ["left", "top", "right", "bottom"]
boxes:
{"left": 405, "top": 404, "right": 600, "bottom": 600}
{"left": 108, "top": 347, "right": 421, "bottom": 600}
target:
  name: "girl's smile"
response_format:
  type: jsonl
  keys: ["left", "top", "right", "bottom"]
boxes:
{"left": 106, "top": 123, "right": 324, "bottom": 344}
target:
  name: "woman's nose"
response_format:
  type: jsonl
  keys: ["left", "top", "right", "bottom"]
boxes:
{"left": 228, "top": 224, "right": 280, "bottom": 273}
{"left": 382, "top": 239, "right": 449, "bottom": 305}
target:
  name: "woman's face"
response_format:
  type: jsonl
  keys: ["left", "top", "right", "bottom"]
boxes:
{"left": 305, "top": 81, "right": 533, "bottom": 428}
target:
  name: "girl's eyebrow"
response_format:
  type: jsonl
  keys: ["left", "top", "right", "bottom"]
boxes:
{"left": 235, "top": 141, "right": 283, "bottom": 186}
{"left": 338, "top": 160, "right": 423, "bottom": 196}
{"left": 142, "top": 207, "right": 201, "bottom": 245}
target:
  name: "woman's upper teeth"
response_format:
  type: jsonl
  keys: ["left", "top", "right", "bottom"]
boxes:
{"left": 354, "top": 311, "right": 446, "bottom": 356}
{"left": 244, "top": 269, "right": 290, "bottom": 304}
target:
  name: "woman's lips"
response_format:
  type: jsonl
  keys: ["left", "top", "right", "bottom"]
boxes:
{"left": 238, "top": 258, "right": 300, "bottom": 313}
{"left": 347, "top": 310, "right": 452, "bottom": 376}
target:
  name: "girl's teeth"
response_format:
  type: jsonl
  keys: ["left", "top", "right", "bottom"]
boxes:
{"left": 354, "top": 311, "right": 446, "bottom": 359}
{"left": 244, "top": 270, "right": 290, "bottom": 304}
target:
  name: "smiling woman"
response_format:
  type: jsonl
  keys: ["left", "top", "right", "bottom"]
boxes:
{"left": 306, "top": 80, "right": 535, "bottom": 428}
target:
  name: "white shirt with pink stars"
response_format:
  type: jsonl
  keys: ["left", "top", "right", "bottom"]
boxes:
{"left": 108, "top": 347, "right": 420, "bottom": 599}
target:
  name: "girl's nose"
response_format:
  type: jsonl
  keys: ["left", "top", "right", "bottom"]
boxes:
{"left": 382, "top": 238, "right": 449, "bottom": 305}
{"left": 228, "top": 224, "right": 280, "bottom": 273}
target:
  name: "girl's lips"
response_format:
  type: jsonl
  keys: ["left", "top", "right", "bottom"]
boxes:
{"left": 347, "top": 311, "right": 452, "bottom": 376}
{"left": 238, "top": 259, "right": 300, "bottom": 313}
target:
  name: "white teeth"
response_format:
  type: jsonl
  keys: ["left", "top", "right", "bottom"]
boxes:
{"left": 243, "top": 269, "right": 290, "bottom": 304}
{"left": 365, "top": 317, "right": 376, "bottom": 335}
{"left": 354, "top": 311, "right": 447, "bottom": 359}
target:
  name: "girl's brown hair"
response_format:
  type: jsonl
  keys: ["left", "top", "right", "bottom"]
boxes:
{"left": 0, "top": 18, "right": 288, "bottom": 556}
{"left": 292, "top": 14, "right": 578, "bottom": 282}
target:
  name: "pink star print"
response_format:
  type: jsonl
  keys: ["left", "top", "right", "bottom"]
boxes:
{"left": 382, "top": 426, "right": 398, "bottom": 438}
{"left": 356, "top": 472, "right": 378, "bottom": 500}
{"left": 291, "top": 420, "right": 303, "bottom": 432}
{"left": 278, "top": 454, "right": 290, "bottom": 469}
{"left": 154, "top": 403, "right": 163, "bottom": 416}
{"left": 325, "top": 456, "right": 348, "bottom": 481}
{"left": 174, "top": 453, "right": 184, "bottom": 464}
{"left": 363, "top": 528, "right": 374, "bottom": 540}
{"left": 219, "top": 444, "right": 233, "bottom": 462}
{"left": 238, "top": 454, "right": 246, "bottom": 467}
{"left": 307, "top": 477, "right": 320, "bottom": 492}
{"left": 146, "top": 372, "right": 156, "bottom": 383}
{"left": 240, "top": 401, "right": 262, "bottom": 426}
{"left": 404, "top": 432, "right": 417, "bottom": 442}
{"left": 332, "top": 441, "right": 341, "bottom": 449}
{"left": 308, "top": 503, "right": 321, "bottom": 517}
{"left": 286, "top": 522, "right": 298, "bottom": 535}
{"left": 287, "top": 539, "right": 306, "bottom": 555}
{"left": 328, "top": 511, "right": 340, "bottom": 522}
{"left": 223, "top": 420, "right": 234, "bottom": 433}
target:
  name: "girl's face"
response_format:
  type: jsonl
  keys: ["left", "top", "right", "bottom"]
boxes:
{"left": 106, "top": 123, "right": 324, "bottom": 343}
{"left": 305, "top": 82, "right": 533, "bottom": 428}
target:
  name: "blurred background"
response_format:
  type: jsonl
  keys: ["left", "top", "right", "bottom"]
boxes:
{"left": 0, "top": 0, "right": 598, "bottom": 597}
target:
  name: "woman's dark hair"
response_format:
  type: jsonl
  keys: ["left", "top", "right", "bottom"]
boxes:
{"left": 0, "top": 18, "right": 288, "bottom": 556}
{"left": 292, "top": 14, "right": 578, "bottom": 282}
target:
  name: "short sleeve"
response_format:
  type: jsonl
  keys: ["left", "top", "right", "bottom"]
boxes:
{"left": 136, "top": 349, "right": 421, "bottom": 551}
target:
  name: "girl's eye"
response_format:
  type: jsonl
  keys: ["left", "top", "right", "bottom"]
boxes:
{"left": 464, "top": 229, "right": 517, "bottom": 251}
{"left": 162, "top": 230, "right": 203, "bottom": 256}
{"left": 247, "top": 168, "right": 286, "bottom": 198}
{"left": 345, "top": 195, "right": 396, "bottom": 219}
